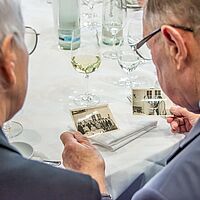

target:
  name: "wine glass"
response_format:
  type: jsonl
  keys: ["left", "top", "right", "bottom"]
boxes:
{"left": 71, "top": 27, "right": 101, "bottom": 106}
{"left": 117, "top": 39, "right": 141, "bottom": 88}
{"left": 102, "top": 0, "right": 127, "bottom": 59}
{"left": 46, "top": 0, "right": 52, "bottom": 4}
{"left": 81, "top": 0, "right": 102, "bottom": 28}
{"left": 127, "top": 21, "right": 152, "bottom": 61}
{"left": 126, "top": 0, "right": 142, "bottom": 10}
{"left": 3, "top": 26, "right": 39, "bottom": 139}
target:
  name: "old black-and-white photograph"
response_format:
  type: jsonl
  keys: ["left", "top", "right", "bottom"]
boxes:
{"left": 132, "top": 88, "right": 171, "bottom": 115}
{"left": 71, "top": 105, "right": 118, "bottom": 136}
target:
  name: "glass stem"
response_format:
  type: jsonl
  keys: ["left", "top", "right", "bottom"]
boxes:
{"left": 90, "top": 7, "right": 94, "bottom": 26}
{"left": 126, "top": 71, "right": 132, "bottom": 87}
{"left": 89, "top": 1, "right": 94, "bottom": 27}
{"left": 112, "top": 33, "right": 117, "bottom": 55}
{"left": 85, "top": 74, "right": 89, "bottom": 95}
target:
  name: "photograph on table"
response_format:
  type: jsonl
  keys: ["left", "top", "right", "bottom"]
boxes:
{"left": 132, "top": 88, "right": 172, "bottom": 116}
{"left": 71, "top": 105, "right": 118, "bottom": 136}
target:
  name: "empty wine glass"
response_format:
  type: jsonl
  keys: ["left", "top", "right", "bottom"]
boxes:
{"left": 46, "top": 0, "right": 52, "bottom": 4}
{"left": 3, "top": 26, "right": 39, "bottom": 139}
{"left": 102, "top": 0, "right": 127, "bottom": 59}
{"left": 117, "top": 39, "right": 141, "bottom": 88}
{"left": 81, "top": 0, "right": 102, "bottom": 28}
{"left": 71, "top": 27, "right": 101, "bottom": 106}
{"left": 127, "top": 21, "right": 152, "bottom": 61}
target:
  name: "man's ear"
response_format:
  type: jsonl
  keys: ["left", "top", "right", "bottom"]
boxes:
{"left": 161, "top": 25, "right": 188, "bottom": 70}
{"left": 0, "top": 34, "right": 17, "bottom": 90}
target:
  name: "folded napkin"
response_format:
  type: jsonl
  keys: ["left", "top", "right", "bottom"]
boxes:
{"left": 90, "top": 119, "right": 157, "bottom": 151}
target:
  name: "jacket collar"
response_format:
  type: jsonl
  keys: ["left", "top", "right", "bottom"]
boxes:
{"left": 0, "top": 128, "right": 21, "bottom": 155}
{"left": 166, "top": 118, "right": 200, "bottom": 164}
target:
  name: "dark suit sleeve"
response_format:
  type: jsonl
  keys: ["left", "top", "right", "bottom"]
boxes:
{"left": 132, "top": 188, "right": 168, "bottom": 200}
{"left": 0, "top": 150, "right": 101, "bottom": 200}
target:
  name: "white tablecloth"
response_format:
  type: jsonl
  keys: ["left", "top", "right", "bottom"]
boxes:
{"left": 9, "top": 0, "right": 184, "bottom": 199}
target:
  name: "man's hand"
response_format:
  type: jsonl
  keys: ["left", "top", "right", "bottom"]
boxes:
{"left": 60, "top": 131, "right": 107, "bottom": 194}
{"left": 167, "top": 106, "right": 200, "bottom": 133}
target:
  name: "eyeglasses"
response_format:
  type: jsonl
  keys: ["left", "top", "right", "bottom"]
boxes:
{"left": 129, "top": 24, "right": 194, "bottom": 60}
{"left": 25, "top": 26, "right": 40, "bottom": 55}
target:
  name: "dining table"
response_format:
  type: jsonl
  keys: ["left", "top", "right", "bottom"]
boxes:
{"left": 9, "top": 0, "right": 185, "bottom": 199}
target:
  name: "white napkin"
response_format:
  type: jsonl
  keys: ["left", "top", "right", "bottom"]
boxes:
{"left": 90, "top": 119, "right": 157, "bottom": 151}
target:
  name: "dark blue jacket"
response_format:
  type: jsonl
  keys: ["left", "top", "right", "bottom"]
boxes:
{"left": 0, "top": 128, "right": 101, "bottom": 200}
{"left": 132, "top": 119, "right": 200, "bottom": 200}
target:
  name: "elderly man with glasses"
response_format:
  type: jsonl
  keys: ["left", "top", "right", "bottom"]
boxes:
{"left": 61, "top": 0, "right": 200, "bottom": 199}
{"left": 0, "top": 0, "right": 111, "bottom": 200}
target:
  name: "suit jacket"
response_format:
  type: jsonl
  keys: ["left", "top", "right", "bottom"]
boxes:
{"left": 132, "top": 118, "right": 200, "bottom": 200}
{"left": 0, "top": 129, "right": 101, "bottom": 200}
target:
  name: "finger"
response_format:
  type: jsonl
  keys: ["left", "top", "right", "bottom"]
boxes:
{"left": 171, "top": 126, "right": 180, "bottom": 133}
{"left": 179, "top": 124, "right": 187, "bottom": 133}
{"left": 170, "top": 106, "right": 189, "bottom": 118}
{"left": 167, "top": 117, "right": 175, "bottom": 123}
{"left": 171, "top": 120, "right": 179, "bottom": 131}
{"left": 176, "top": 117, "right": 185, "bottom": 126}
{"left": 184, "top": 118, "right": 192, "bottom": 132}
{"left": 73, "top": 132, "right": 91, "bottom": 144}
{"left": 172, "top": 119, "right": 187, "bottom": 133}
{"left": 60, "top": 132, "right": 76, "bottom": 145}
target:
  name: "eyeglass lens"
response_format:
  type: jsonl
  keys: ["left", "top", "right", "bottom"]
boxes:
{"left": 24, "top": 27, "right": 38, "bottom": 55}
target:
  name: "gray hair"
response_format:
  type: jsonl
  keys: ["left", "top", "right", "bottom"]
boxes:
{"left": 0, "top": 0, "right": 24, "bottom": 45}
{"left": 144, "top": 0, "right": 200, "bottom": 33}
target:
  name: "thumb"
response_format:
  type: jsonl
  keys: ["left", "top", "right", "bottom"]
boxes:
{"left": 170, "top": 106, "right": 189, "bottom": 117}
{"left": 60, "top": 132, "right": 76, "bottom": 145}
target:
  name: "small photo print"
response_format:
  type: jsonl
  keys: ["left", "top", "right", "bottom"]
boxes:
{"left": 132, "top": 88, "right": 172, "bottom": 115}
{"left": 71, "top": 105, "right": 118, "bottom": 137}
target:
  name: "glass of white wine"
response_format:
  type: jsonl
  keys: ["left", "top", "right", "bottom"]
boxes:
{"left": 71, "top": 27, "right": 101, "bottom": 106}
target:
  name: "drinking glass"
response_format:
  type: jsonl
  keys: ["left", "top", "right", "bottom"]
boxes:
{"left": 71, "top": 27, "right": 101, "bottom": 106}
{"left": 102, "top": 0, "right": 127, "bottom": 59}
{"left": 126, "top": 21, "right": 154, "bottom": 87}
{"left": 127, "top": 21, "right": 152, "bottom": 61}
{"left": 46, "top": 0, "right": 52, "bottom": 4}
{"left": 81, "top": 0, "right": 102, "bottom": 28}
{"left": 3, "top": 26, "right": 39, "bottom": 139}
{"left": 117, "top": 40, "right": 141, "bottom": 88}
{"left": 126, "top": 0, "right": 142, "bottom": 10}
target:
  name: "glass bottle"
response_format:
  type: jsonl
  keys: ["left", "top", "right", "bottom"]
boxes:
{"left": 53, "top": 0, "right": 80, "bottom": 50}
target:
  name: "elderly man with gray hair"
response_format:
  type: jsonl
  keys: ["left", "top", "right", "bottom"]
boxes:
{"left": 61, "top": 0, "right": 200, "bottom": 199}
{"left": 0, "top": 0, "right": 110, "bottom": 199}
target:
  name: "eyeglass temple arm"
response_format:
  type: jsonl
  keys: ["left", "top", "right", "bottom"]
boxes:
{"left": 134, "top": 24, "right": 193, "bottom": 49}
{"left": 134, "top": 28, "right": 161, "bottom": 50}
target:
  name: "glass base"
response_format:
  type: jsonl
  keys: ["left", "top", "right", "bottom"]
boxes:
{"left": 3, "top": 121, "right": 23, "bottom": 139}
{"left": 103, "top": 51, "right": 117, "bottom": 59}
{"left": 73, "top": 93, "right": 100, "bottom": 106}
{"left": 114, "top": 77, "right": 137, "bottom": 88}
